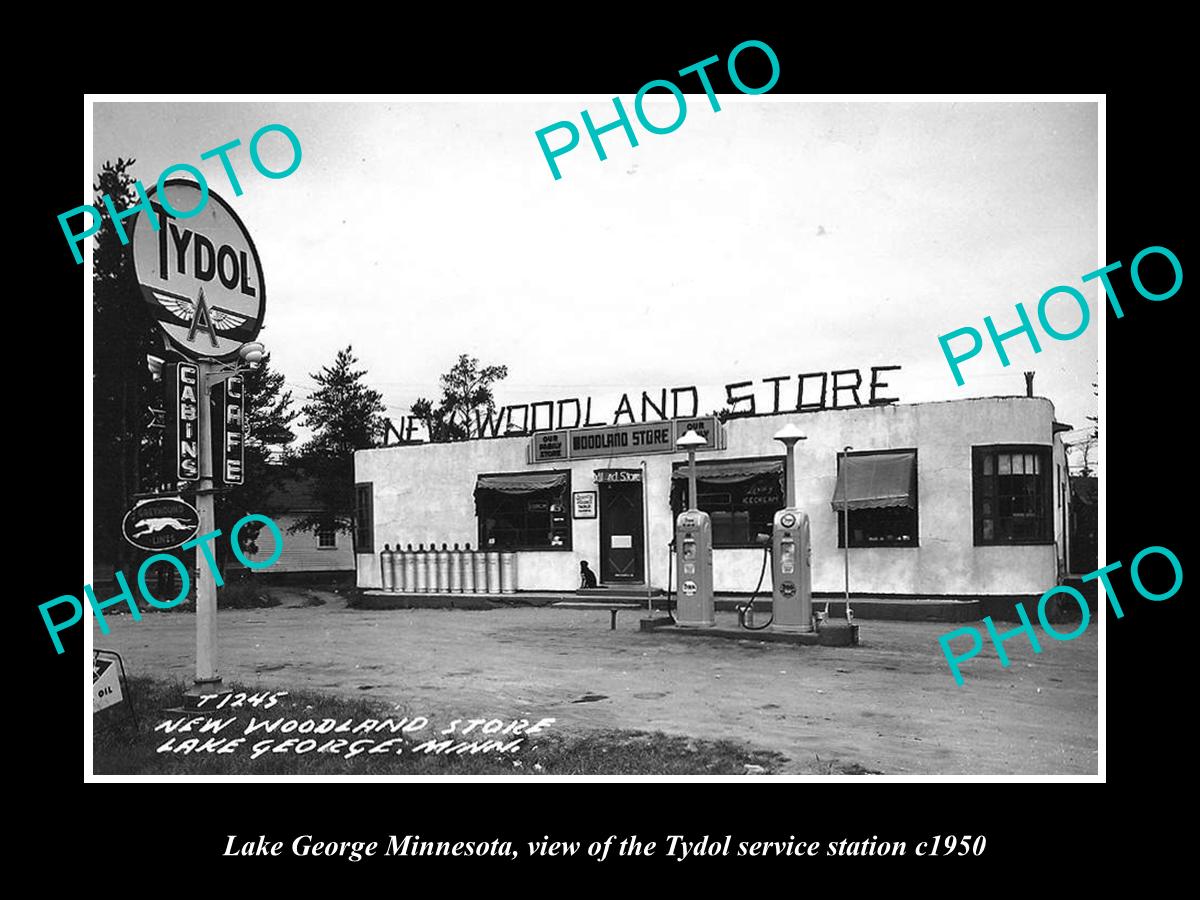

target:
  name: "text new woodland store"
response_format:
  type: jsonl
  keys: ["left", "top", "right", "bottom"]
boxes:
{"left": 354, "top": 367, "right": 1077, "bottom": 605}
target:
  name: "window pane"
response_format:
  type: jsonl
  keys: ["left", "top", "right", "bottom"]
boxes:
{"left": 982, "top": 518, "right": 993, "bottom": 540}
{"left": 998, "top": 454, "right": 1011, "bottom": 475}
{"left": 478, "top": 479, "right": 570, "bottom": 550}
{"left": 983, "top": 454, "right": 993, "bottom": 475}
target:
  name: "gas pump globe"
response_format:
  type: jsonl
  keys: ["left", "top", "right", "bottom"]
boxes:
{"left": 674, "top": 429, "right": 715, "bottom": 627}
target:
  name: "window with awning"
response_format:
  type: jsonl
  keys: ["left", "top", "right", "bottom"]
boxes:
{"left": 831, "top": 451, "right": 918, "bottom": 547}
{"left": 670, "top": 457, "right": 785, "bottom": 547}
{"left": 475, "top": 470, "right": 571, "bottom": 551}
{"left": 475, "top": 471, "right": 569, "bottom": 495}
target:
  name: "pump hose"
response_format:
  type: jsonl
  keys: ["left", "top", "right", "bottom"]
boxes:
{"left": 665, "top": 541, "right": 677, "bottom": 624}
{"left": 738, "top": 546, "right": 774, "bottom": 630}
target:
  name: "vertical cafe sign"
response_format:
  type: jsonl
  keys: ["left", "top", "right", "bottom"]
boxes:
{"left": 214, "top": 374, "right": 244, "bottom": 484}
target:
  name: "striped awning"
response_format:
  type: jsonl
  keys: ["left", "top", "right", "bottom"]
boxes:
{"left": 830, "top": 452, "right": 916, "bottom": 510}
{"left": 670, "top": 458, "right": 784, "bottom": 483}
{"left": 475, "top": 472, "right": 567, "bottom": 495}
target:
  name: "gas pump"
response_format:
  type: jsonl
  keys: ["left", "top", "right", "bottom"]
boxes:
{"left": 769, "top": 425, "right": 814, "bottom": 632}
{"left": 674, "top": 430, "right": 715, "bottom": 627}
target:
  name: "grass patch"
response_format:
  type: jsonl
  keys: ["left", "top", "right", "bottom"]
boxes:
{"left": 217, "top": 579, "right": 281, "bottom": 610}
{"left": 94, "top": 676, "right": 790, "bottom": 776}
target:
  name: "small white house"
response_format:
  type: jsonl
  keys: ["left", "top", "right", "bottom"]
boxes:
{"left": 248, "top": 475, "right": 356, "bottom": 580}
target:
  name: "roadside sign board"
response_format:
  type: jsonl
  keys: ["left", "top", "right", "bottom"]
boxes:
{"left": 93, "top": 654, "right": 123, "bottom": 713}
{"left": 130, "top": 180, "right": 266, "bottom": 361}
{"left": 122, "top": 496, "right": 201, "bottom": 552}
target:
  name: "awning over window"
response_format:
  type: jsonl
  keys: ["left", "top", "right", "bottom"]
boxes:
{"left": 475, "top": 472, "right": 568, "bottom": 495}
{"left": 670, "top": 459, "right": 784, "bottom": 483}
{"left": 830, "top": 452, "right": 916, "bottom": 510}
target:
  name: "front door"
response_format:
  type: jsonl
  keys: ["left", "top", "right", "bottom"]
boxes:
{"left": 599, "top": 481, "right": 644, "bottom": 584}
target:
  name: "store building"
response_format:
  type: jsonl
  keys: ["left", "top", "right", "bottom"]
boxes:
{"left": 353, "top": 395, "right": 1072, "bottom": 602}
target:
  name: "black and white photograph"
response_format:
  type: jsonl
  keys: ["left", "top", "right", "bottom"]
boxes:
{"left": 76, "top": 89, "right": 1114, "bottom": 782}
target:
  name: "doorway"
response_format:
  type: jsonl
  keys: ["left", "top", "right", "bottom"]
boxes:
{"left": 599, "top": 480, "right": 644, "bottom": 584}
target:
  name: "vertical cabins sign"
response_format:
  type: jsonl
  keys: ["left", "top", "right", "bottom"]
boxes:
{"left": 164, "top": 362, "right": 200, "bottom": 482}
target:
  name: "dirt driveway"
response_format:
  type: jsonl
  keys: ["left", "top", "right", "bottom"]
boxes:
{"left": 95, "top": 593, "right": 1098, "bottom": 775}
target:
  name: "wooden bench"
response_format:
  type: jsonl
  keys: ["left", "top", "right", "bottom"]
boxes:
{"left": 551, "top": 601, "right": 647, "bottom": 630}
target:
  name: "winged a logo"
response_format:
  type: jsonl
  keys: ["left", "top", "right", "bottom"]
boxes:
{"left": 153, "top": 288, "right": 251, "bottom": 332}
{"left": 147, "top": 285, "right": 255, "bottom": 348}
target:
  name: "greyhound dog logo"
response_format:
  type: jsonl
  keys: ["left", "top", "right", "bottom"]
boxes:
{"left": 133, "top": 516, "right": 192, "bottom": 537}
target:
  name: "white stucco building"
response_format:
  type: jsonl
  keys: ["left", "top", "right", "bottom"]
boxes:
{"left": 353, "top": 395, "right": 1072, "bottom": 603}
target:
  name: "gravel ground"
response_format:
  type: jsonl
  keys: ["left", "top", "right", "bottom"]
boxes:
{"left": 94, "top": 590, "right": 1098, "bottom": 775}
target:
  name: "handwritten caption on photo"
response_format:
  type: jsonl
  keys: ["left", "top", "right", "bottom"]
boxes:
{"left": 154, "top": 694, "right": 556, "bottom": 760}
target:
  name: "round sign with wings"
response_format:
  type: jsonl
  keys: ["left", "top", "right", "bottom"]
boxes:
{"left": 130, "top": 180, "right": 266, "bottom": 360}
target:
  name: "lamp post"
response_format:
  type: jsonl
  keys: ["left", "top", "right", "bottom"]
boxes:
{"left": 840, "top": 445, "right": 853, "bottom": 623}
{"left": 773, "top": 424, "right": 807, "bottom": 507}
{"left": 184, "top": 340, "right": 265, "bottom": 703}
{"left": 640, "top": 458, "right": 651, "bottom": 611}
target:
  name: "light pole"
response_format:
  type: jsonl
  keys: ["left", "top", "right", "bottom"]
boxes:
{"left": 773, "top": 424, "right": 807, "bottom": 508}
{"left": 184, "top": 340, "right": 265, "bottom": 703}
{"left": 840, "top": 445, "right": 853, "bottom": 623}
{"left": 640, "top": 458, "right": 651, "bottom": 611}
{"left": 677, "top": 429, "right": 707, "bottom": 511}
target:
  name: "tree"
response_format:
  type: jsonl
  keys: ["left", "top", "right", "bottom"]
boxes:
{"left": 92, "top": 158, "right": 163, "bottom": 574}
{"left": 293, "top": 346, "right": 386, "bottom": 536}
{"left": 411, "top": 354, "right": 509, "bottom": 442}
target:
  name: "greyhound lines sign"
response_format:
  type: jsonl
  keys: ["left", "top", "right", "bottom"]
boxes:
{"left": 121, "top": 497, "right": 201, "bottom": 552}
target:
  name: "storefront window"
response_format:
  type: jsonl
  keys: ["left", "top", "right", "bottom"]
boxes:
{"left": 972, "top": 445, "right": 1052, "bottom": 544}
{"left": 670, "top": 458, "right": 784, "bottom": 548}
{"left": 475, "top": 471, "right": 572, "bottom": 551}
{"left": 832, "top": 450, "right": 918, "bottom": 548}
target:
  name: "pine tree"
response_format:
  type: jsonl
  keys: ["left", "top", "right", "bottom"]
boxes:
{"left": 92, "top": 158, "right": 163, "bottom": 575}
{"left": 412, "top": 354, "right": 508, "bottom": 442}
{"left": 293, "top": 346, "right": 386, "bottom": 535}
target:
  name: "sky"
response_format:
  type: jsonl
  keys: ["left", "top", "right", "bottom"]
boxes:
{"left": 93, "top": 98, "right": 1098, "bottom": 464}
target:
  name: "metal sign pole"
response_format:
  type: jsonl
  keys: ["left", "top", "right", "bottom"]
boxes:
{"left": 842, "top": 445, "right": 853, "bottom": 622}
{"left": 641, "top": 459, "right": 651, "bottom": 611}
{"left": 190, "top": 359, "right": 222, "bottom": 699}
